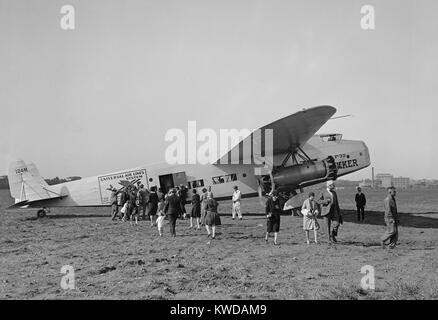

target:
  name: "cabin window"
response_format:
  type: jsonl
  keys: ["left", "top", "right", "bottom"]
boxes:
{"left": 212, "top": 173, "right": 237, "bottom": 185}
{"left": 188, "top": 179, "right": 204, "bottom": 188}
{"left": 320, "top": 134, "right": 343, "bottom": 142}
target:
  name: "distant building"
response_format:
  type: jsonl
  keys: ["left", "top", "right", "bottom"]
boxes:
{"left": 359, "top": 179, "right": 373, "bottom": 188}
{"left": 393, "top": 176, "right": 410, "bottom": 189}
{"left": 375, "top": 173, "right": 393, "bottom": 188}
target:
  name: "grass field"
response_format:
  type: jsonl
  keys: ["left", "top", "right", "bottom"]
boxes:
{"left": 0, "top": 188, "right": 437, "bottom": 299}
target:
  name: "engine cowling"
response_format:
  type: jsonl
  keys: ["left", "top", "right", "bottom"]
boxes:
{"left": 259, "top": 156, "right": 337, "bottom": 194}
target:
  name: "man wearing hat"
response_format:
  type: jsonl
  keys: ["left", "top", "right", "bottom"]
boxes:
{"left": 232, "top": 185, "right": 242, "bottom": 220}
{"left": 317, "top": 180, "right": 343, "bottom": 243}
{"left": 355, "top": 186, "right": 366, "bottom": 222}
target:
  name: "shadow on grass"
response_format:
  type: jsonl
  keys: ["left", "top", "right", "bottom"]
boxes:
{"left": 341, "top": 209, "right": 438, "bottom": 229}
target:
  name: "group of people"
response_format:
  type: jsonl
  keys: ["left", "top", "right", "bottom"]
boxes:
{"left": 108, "top": 183, "right": 231, "bottom": 239}
{"left": 109, "top": 183, "right": 162, "bottom": 225}
{"left": 263, "top": 180, "right": 399, "bottom": 249}
{"left": 108, "top": 180, "right": 400, "bottom": 249}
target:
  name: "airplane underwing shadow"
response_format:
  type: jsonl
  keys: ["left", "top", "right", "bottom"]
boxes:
{"left": 23, "top": 213, "right": 111, "bottom": 220}
{"left": 341, "top": 209, "right": 438, "bottom": 229}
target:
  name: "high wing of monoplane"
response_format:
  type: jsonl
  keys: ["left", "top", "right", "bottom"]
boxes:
{"left": 215, "top": 105, "right": 337, "bottom": 165}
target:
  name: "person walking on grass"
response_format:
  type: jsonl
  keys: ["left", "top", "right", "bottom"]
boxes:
{"left": 156, "top": 200, "right": 166, "bottom": 237}
{"left": 190, "top": 189, "right": 201, "bottom": 229}
{"left": 317, "top": 180, "right": 343, "bottom": 243}
{"left": 381, "top": 186, "right": 399, "bottom": 249}
{"left": 200, "top": 187, "right": 208, "bottom": 226}
{"left": 164, "top": 188, "right": 184, "bottom": 237}
{"left": 147, "top": 186, "right": 159, "bottom": 227}
{"left": 232, "top": 185, "right": 242, "bottom": 220}
{"left": 128, "top": 186, "right": 139, "bottom": 226}
{"left": 265, "top": 190, "right": 281, "bottom": 245}
{"left": 355, "top": 186, "right": 367, "bottom": 222}
{"left": 204, "top": 193, "right": 221, "bottom": 239}
{"left": 301, "top": 192, "right": 320, "bottom": 244}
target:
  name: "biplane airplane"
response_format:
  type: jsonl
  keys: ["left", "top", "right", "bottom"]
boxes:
{"left": 7, "top": 106, "right": 370, "bottom": 217}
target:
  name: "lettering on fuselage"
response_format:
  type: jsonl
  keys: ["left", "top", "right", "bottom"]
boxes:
{"left": 15, "top": 167, "right": 28, "bottom": 175}
{"left": 336, "top": 159, "right": 358, "bottom": 170}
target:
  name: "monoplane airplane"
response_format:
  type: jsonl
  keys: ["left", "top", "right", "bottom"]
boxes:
{"left": 7, "top": 106, "right": 370, "bottom": 217}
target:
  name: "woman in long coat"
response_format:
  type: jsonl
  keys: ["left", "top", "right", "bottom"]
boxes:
{"left": 200, "top": 188, "right": 208, "bottom": 226}
{"left": 204, "top": 194, "right": 221, "bottom": 239}
{"left": 265, "top": 190, "right": 281, "bottom": 245}
{"left": 301, "top": 192, "right": 320, "bottom": 244}
{"left": 190, "top": 189, "right": 201, "bottom": 229}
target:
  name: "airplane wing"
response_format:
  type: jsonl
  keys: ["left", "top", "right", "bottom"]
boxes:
{"left": 215, "top": 105, "right": 337, "bottom": 164}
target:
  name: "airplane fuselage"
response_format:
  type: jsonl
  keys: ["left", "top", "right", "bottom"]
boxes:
{"left": 19, "top": 134, "right": 369, "bottom": 207}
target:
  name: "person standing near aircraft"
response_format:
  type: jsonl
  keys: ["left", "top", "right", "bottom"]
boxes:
{"left": 200, "top": 187, "right": 208, "bottom": 226}
{"left": 190, "top": 189, "right": 201, "bottom": 229}
{"left": 179, "top": 185, "right": 188, "bottom": 219}
{"left": 109, "top": 186, "right": 120, "bottom": 221}
{"left": 157, "top": 188, "right": 165, "bottom": 203}
{"left": 136, "top": 184, "right": 147, "bottom": 221}
{"left": 265, "top": 190, "right": 281, "bottom": 245}
{"left": 381, "top": 187, "right": 399, "bottom": 249}
{"left": 205, "top": 193, "right": 220, "bottom": 239}
{"left": 317, "top": 180, "right": 343, "bottom": 243}
{"left": 128, "top": 186, "right": 139, "bottom": 225}
{"left": 355, "top": 186, "right": 366, "bottom": 222}
{"left": 118, "top": 187, "right": 128, "bottom": 220}
{"left": 147, "top": 186, "right": 159, "bottom": 227}
{"left": 164, "top": 188, "right": 184, "bottom": 237}
{"left": 207, "top": 185, "right": 213, "bottom": 198}
{"left": 301, "top": 192, "right": 320, "bottom": 244}
{"left": 141, "top": 186, "right": 150, "bottom": 221}
{"left": 232, "top": 185, "right": 242, "bottom": 220}
{"left": 156, "top": 200, "right": 166, "bottom": 237}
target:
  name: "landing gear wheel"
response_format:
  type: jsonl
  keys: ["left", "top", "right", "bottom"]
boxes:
{"left": 37, "top": 209, "right": 47, "bottom": 218}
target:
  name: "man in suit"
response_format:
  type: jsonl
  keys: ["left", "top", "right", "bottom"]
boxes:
{"left": 355, "top": 186, "right": 367, "bottom": 222}
{"left": 381, "top": 187, "right": 399, "bottom": 249}
{"left": 164, "top": 188, "right": 184, "bottom": 237}
{"left": 317, "top": 180, "right": 343, "bottom": 243}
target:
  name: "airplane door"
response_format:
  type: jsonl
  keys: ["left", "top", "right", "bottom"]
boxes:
{"left": 158, "top": 172, "right": 187, "bottom": 194}
{"left": 159, "top": 174, "right": 174, "bottom": 194}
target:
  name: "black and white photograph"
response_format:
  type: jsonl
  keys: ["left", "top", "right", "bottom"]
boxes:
{"left": 1, "top": 0, "right": 437, "bottom": 304}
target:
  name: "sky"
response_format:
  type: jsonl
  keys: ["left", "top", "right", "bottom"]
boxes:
{"left": 1, "top": 0, "right": 437, "bottom": 181}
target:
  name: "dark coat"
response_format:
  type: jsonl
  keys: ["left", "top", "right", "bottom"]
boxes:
{"left": 206, "top": 198, "right": 218, "bottom": 213}
{"left": 317, "top": 189, "right": 341, "bottom": 218}
{"left": 191, "top": 194, "right": 201, "bottom": 208}
{"left": 265, "top": 197, "right": 281, "bottom": 221}
{"left": 164, "top": 194, "right": 184, "bottom": 216}
{"left": 355, "top": 193, "right": 366, "bottom": 207}
{"left": 119, "top": 190, "right": 128, "bottom": 205}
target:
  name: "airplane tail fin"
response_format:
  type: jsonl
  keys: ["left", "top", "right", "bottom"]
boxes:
{"left": 8, "top": 160, "right": 52, "bottom": 203}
